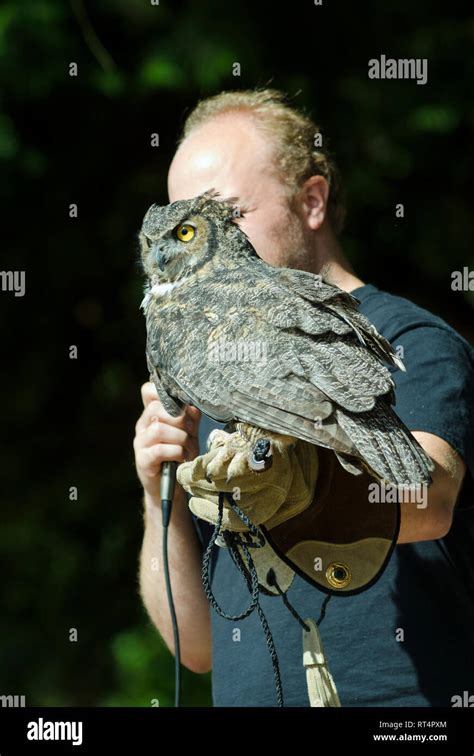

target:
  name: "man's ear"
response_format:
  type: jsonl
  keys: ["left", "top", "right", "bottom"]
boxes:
{"left": 299, "top": 175, "right": 330, "bottom": 231}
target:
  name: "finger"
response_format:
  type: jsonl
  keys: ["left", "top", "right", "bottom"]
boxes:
{"left": 139, "top": 421, "right": 189, "bottom": 449}
{"left": 142, "top": 401, "right": 186, "bottom": 428}
{"left": 135, "top": 400, "right": 164, "bottom": 435}
{"left": 185, "top": 405, "right": 201, "bottom": 422}
{"left": 135, "top": 402, "right": 191, "bottom": 437}
{"left": 183, "top": 436, "right": 200, "bottom": 462}
{"left": 135, "top": 444, "right": 187, "bottom": 476}
{"left": 141, "top": 382, "right": 158, "bottom": 408}
{"left": 183, "top": 406, "right": 201, "bottom": 437}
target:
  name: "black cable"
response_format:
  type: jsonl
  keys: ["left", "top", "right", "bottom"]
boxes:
{"left": 317, "top": 594, "right": 332, "bottom": 626}
{"left": 266, "top": 568, "right": 310, "bottom": 632}
{"left": 161, "top": 499, "right": 181, "bottom": 708}
{"left": 160, "top": 461, "right": 181, "bottom": 707}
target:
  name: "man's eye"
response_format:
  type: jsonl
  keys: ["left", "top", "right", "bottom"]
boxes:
{"left": 175, "top": 224, "right": 196, "bottom": 242}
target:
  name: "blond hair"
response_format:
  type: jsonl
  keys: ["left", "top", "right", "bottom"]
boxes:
{"left": 178, "top": 88, "right": 346, "bottom": 234}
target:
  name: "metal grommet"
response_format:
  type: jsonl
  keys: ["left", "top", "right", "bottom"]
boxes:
{"left": 326, "top": 561, "right": 351, "bottom": 589}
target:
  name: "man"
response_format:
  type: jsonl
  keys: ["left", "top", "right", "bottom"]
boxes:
{"left": 135, "top": 89, "right": 474, "bottom": 706}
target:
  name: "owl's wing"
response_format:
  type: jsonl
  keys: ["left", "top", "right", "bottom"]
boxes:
{"left": 146, "top": 351, "right": 184, "bottom": 417}
{"left": 270, "top": 267, "right": 405, "bottom": 372}
{"left": 145, "top": 269, "right": 433, "bottom": 486}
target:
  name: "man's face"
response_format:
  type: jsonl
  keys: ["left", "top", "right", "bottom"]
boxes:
{"left": 167, "top": 113, "right": 309, "bottom": 269}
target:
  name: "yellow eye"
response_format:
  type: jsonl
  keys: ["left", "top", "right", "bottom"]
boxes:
{"left": 175, "top": 224, "right": 195, "bottom": 242}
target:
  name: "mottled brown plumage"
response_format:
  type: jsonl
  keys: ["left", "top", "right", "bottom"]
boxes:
{"left": 139, "top": 190, "right": 433, "bottom": 486}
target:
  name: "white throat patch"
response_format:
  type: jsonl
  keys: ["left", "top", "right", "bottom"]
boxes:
{"left": 140, "top": 279, "right": 184, "bottom": 309}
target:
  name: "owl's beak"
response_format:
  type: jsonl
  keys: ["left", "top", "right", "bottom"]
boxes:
{"left": 152, "top": 245, "right": 168, "bottom": 272}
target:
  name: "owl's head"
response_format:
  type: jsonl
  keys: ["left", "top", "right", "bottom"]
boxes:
{"left": 139, "top": 189, "right": 255, "bottom": 283}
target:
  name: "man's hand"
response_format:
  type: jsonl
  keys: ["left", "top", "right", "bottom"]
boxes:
{"left": 136, "top": 382, "right": 211, "bottom": 673}
{"left": 178, "top": 430, "right": 319, "bottom": 531}
{"left": 134, "top": 382, "right": 201, "bottom": 500}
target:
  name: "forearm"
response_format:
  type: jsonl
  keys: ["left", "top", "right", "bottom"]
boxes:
{"left": 396, "top": 431, "right": 465, "bottom": 544}
{"left": 139, "top": 484, "right": 212, "bottom": 673}
{"left": 397, "top": 500, "right": 453, "bottom": 544}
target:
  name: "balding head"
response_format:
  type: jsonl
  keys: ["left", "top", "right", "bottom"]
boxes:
{"left": 168, "top": 111, "right": 329, "bottom": 269}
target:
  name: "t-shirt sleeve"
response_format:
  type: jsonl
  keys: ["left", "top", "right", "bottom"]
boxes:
{"left": 389, "top": 324, "right": 474, "bottom": 475}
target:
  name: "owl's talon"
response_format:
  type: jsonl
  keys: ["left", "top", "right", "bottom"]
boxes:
{"left": 207, "top": 428, "right": 232, "bottom": 451}
{"left": 205, "top": 445, "right": 234, "bottom": 479}
{"left": 204, "top": 428, "right": 274, "bottom": 480}
{"left": 227, "top": 451, "right": 251, "bottom": 479}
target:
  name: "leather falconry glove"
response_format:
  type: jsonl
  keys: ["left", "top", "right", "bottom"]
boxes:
{"left": 177, "top": 422, "right": 319, "bottom": 532}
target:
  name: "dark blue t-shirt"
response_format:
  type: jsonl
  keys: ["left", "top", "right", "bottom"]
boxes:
{"left": 194, "top": 284, "right": 474, "bottom": 707}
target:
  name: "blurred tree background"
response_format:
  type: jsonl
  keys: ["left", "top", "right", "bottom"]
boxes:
{"left": 0, "top": 0, "right": 473, "bottom": 706}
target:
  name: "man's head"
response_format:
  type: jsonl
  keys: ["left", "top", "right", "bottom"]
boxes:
{"left": 167, "top": 89, "right": 346, "bottom": 272}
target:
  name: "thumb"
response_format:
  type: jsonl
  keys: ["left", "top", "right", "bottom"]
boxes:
{"left": 185, "top": 405, "right": 202, "bottom": 425}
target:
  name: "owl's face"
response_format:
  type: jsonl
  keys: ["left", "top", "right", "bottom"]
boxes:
{"left": 140, "top": 190, "right": 253, "bottom": 284}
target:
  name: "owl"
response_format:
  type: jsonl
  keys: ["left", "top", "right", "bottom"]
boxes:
{"left": 139, "top": 190, "right": 433, "bottom": 486}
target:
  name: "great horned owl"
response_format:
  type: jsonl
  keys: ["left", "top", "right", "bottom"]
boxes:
{"left": 139, "top": 190, "right": 433, "bottom": 486}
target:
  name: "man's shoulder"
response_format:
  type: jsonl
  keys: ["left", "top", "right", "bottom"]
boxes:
{"left": 353, "top": 282, "right": 449, "bottom": 331}
{"left": 353, "top": 283, "right": 473, "bottom": 353}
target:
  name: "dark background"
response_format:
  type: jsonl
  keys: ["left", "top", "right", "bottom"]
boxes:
{"left": 0, "top": 0, "right": 472, "bottom": 706}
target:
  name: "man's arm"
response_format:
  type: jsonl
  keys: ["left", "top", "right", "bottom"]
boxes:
{"left": 397, "top": 431, "right": 466, "bottom": 544}
{"left": 140, "top": 488, "right": 212, "bottom": 673}
{"left": 135, "top": 383, "right": 212, "bottom": 674}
